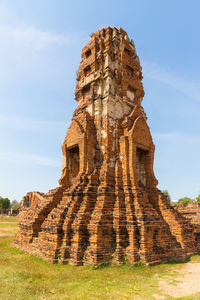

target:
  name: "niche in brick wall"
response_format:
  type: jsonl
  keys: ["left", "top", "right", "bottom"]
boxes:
{"left": 82, "top": 84, "right": 91, "bottom": 99}
{"left": 67, "top": 145, "right": 80, "bottom": 184}
{"left": 136, "top": 147, "right": 148, "bottom": 187}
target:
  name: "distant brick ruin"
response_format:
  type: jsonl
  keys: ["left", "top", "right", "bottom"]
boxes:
{"left": 175, "top": 203, "right": 200, "bottom": 233}
{"left": 13, "top": 27, "right": 200, "bottom": 265}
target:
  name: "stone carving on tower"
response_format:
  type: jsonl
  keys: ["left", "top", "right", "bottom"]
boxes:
{"left": 13, "top": 27, "right": 200, "bottom": 265}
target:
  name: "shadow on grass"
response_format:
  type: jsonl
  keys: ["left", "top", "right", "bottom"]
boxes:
{"left": 92, "top": 262, "right": 110, "bottom": 270}
{"left": 165, "top": 257, "right": 191, "bottom": 265}
{"left": 166, "top": 252, "right": 200, "bottom": 265}
{"left": 91, "top": 260, "right": 145, "bottom": 270}
{"left": 85, "top": 254, "right": 200, "bottom": 270}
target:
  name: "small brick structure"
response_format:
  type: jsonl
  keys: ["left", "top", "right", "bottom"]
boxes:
{"left": 175, "top": 203, "right": 200, "bottom": 232}
{"left": 13, "top": 27, "right": 200, "bottom": 265}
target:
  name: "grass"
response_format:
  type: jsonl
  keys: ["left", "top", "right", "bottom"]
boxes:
{"left": 0, "top": 217, "right": 200, "bottom": 300}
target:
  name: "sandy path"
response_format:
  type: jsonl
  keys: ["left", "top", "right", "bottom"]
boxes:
{"left": 0, "top": 227, "right": 16, "bottom": 231}
{"left": 0, "top": 226, "right": 17, "bottom": 237}
{"left": 0, "top": 232, "right": 13, "bottom": 237}
{"left": 159, "top": 262, "right": 200, "bottom": 298}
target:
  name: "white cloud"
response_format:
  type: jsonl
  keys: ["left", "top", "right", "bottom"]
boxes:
{"left": 0, "top": 2, "right": 17, "bottom": 25}
{"left": 0, "top": 113, "right": 69, "bottom": 131}
{"left": 0, "top": 24, "right": 70, "bottom": 51}
{"left": 0, "top": 2, "right": 70, "bottom": 50}
{"left": 153, "top": 132, "right": 200, "bottom": 144}
{"left": 0, "top": 3, "right": 77, "bottom": 84}
{"left": 0, "top": 151, "right": 60, "bottom": 167}
{"left": 143, "top": 60, "right": 200, "bottom": 103}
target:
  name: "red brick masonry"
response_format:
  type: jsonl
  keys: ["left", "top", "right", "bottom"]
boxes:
{"left": 175, "top": 203, "right": 200, "bottom": 233}
{"left": 13, "top": 27, "right": 200, "bottom": 265}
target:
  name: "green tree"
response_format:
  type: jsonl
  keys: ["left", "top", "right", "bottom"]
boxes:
{"left": 177, "top": 197, "right": 195, "bottom": 206}
{"left": 196, "top": 194, "right": 200, "bottom": 203}
{"left": 0, "top": 197, "right": 11, "bottom": 209}
{"left": 11, "top": 200, "right": 20, "bottom": 210}
{"left": 162, "top": 190, "right": 171, "bottom": 203}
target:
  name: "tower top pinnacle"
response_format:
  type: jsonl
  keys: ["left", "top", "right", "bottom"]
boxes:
{"left": 75, "top": 27, "right": 144, "bottom": 110}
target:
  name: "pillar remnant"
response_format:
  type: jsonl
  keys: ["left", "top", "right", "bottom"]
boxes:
{"left": 13, "top": 27, "right": 200, "bottom": 265}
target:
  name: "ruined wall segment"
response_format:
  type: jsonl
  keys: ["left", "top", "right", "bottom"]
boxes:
{"left": 13, "top": 27, "right": 200, "bottom": 265}
{"left": 175, "top": 203, "right": 200, "bottom": 232}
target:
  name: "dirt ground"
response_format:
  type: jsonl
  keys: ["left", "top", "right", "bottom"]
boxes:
{"left": 159, "top": 262, "right": 200, "bottom": 298}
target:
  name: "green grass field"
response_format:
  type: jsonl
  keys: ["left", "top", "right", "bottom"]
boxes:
{"left": 0, "top": 216, "right": 200, "bottom": 300}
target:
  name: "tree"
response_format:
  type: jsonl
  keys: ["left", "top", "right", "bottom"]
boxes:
{"left": 162, "top": 190, "right": 171, "bottom": 203}
{"left": 0, "top": 197, "right": 11, "bottom": 209}
{"left": 177, "top": 197, "right": 195, "bottom": 206}
{"left": 196, "top": 194, "right": 200, "bottom": 203}
{"left": 11, "top": 200, "right": 20, "bottom": 210}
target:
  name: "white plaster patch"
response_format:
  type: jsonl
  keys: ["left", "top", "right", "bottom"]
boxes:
{"left": 104, "top": 55, "right": 116, "bottom": 71}
{"left": 127, "top": 89, "right": 135, "bottom": 101}
{"left": 102, "top": 130, "right": 107, "bottom": 139}
{"left": 108, "top": 157, "right": 116, "bottom": 168}
{"left": 62, "top": 154, "right": 67, "bottom": 170}
{"left": 115, "top": 101, "right": 124, "bottom": 119}
{"left": 78, "top": 73, "right": 95, "bottom": 89}
{"left": 86, "top": 103, "right": 93, "bottom": 115}
{"left": 104, "top": 78, "right": 110, "bottom": 96}
{"left": 104, "top": 55, "right": 110, "bottom": 69}
{"left": 94, "top": 100, "right": 100, "bottom": 116}
{"left": 102, "top": 100, "right": 107, "bottom": 116}
{"left": 101, "top": 145, "right": 105, "bottom": 154}
{"left": 108, "top": 116, "right": 115, "bottom": 128}
{"left": 96, "top": 82, "right": 103, "bottom": 95}
{"left": 123, "top": 102, "right": 132, "bottom": 115}
{"left": 107, "top": 102, "right": 115, "bottom": 119}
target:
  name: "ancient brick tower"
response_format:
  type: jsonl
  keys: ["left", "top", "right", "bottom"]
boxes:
{"left": 13, "top": 27, "right": 200, "bottom": 265}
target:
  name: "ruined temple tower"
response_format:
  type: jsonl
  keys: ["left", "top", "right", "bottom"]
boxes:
{"left": 13, "top": 27, "right": 200, "bottom": 265}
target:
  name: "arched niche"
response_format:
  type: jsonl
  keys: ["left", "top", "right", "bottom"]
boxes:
{"left": 60, "top": 120, "right": 86, "bottom": 187}
{"left": 125, "top": 115, "right": 157, "bottom": 189}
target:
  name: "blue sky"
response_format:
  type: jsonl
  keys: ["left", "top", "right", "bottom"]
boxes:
{"left": 0, "top": 0, "right": 200, "bottom": 202}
